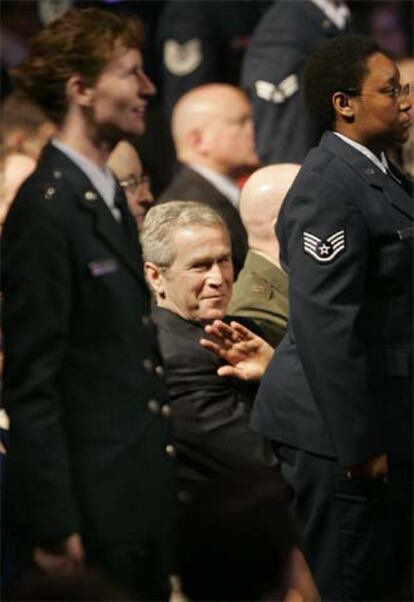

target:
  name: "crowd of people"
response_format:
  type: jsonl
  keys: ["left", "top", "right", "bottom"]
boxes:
{"left": 1, "top": 2, "right": 413, "bottom": 601}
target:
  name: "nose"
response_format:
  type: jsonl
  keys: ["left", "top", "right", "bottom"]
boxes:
{"left": 140, "top": 70, "right": 156, "bottom": 97}
{"left": 145, "top": 185, "right": 154, "bottom": 204}
{"left": 244, "top": 115, "right": 254, "bottom": 136}
{"left": 399, "top": 86, "right": 412, "bottom": 112}
{"left": 138, "top": 181, "right": 154, "bottom": 206}
{"left": 400, "top": 98, "right": 412, "bottom": 121}
{"left": 206, "top": 262, "right": 225, "bottom": 286}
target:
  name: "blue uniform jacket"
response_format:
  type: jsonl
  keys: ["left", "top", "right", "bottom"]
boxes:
{"left": 1, "top": 144, "right": 173, "bottom": 545}
{"left": 252, "top": 132, "right": 413, "bottom": 467}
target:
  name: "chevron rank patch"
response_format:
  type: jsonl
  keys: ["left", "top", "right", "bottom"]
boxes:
{"left": 255, "top": 74, "right": 299, "bottom": 104}
{"left": 164, "top": 39, "right": 202, "bottom": 76}
{"left": 303, "top": 230, "right": 346, "bottom": 263}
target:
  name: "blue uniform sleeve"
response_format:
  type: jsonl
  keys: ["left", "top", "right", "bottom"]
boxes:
{"left": 241, "top": 1, "right": 337, "bottom": 163}
{"left": 1, "top": 187, "right": 80, "bottom": 543}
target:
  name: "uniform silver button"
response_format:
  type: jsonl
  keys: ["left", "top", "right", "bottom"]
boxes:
{"left": 44, "top": 186, "right": 55, "bottom": 198}
{"left": 84, "top": 191, "right": 97, "bottom": 201}
{"left": 165, "top": 444, "right": 176, "bottom": 457}
{"left": 161, "top": 405, "right": 171, "bottom": 417}
{"left": 365, "top": 168, "right": 375, "bottom": 176}
{"left": 53, "top": 169, "right": 62, "bottom": 179}
{"left": 143, "top": 358, "right": 154, "bottom": 372}
{"left": 147, "top": 399, "right": 160, "bottom": 413}
{"left": 155, "top": 365, "right": 164, "bottom": 377}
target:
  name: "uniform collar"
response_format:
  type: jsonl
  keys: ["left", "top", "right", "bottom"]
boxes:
{"left": 52, "top": 139, "right": 117, "bottom": 215}
{"left": 39, "top": 143, "right": 144, "bottom": 279}
{"left": 244, "top": 250, "right": 288, "bottom": 293}
{"left": 310, "top": 0, "right": 350, "bottom": 30}
{"left": 321, "top": 132, "right": 413, "bottom": 221}
{"left": 333, "top": 132, "right": 388, "bottom": 174}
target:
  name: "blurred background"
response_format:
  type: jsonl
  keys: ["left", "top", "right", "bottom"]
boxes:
{"left": 1, "top": 0, "right": 413, "bottom": 194}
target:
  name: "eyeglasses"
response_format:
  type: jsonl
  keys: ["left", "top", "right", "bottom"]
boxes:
{"left": 119, "top": 174, "right": 151, "bottom": 193}
{"left": 342, "top": 83, "right": 410, "bottom": 99}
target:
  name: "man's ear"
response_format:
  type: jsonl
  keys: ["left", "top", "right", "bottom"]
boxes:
{"left": 189, "top": 127, "right": 209, "bottom": 156}
{"left": 332, "top": 92, "right": 355, "bottom": 121}
{"left": 144, "top": 261, "right": 166, "bottom": 298}
{"left": 65, "top": 75, "right": 96, "bottom": 108}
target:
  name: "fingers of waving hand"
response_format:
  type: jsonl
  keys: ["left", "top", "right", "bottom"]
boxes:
{"left": 202, "top": 320, "right": 260, "bottom": 362}
{"left": 204, "top": 320, "right": 255, "bottom": 344}
{"left": 33, "top": 532, "right": 84, "bottom": 575}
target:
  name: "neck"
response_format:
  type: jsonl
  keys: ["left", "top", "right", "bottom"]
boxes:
{"left": 57, "top": 109, "right": 115, "bottom": 168}
{"left": 250, "top": 243, "right": 281, "bottom": 268}
{"left": 335, "top": 125, "right": 385, "bottom": 158}
{"left": 180, "top": 152, "right": 236, "bottom": 182}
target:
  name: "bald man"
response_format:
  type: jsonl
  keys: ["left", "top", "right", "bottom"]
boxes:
{"left": 108, "top": 140, "right": 153, "bottom": 229}
{"left": 228, "top": 164, "right": 300, "bottom": 347}
{"left": 159, "top": 83, "right": 259, "bottom": 275}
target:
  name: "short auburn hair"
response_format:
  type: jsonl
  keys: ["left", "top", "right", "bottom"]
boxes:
{"left": 10, "top": 8, "right": 145, "bottom": 125}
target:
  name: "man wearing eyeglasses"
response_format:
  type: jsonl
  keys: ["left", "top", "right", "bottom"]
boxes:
{"left": 251, "top": 35, "right": 412, "bottom": 600}
{"left": 108, "top": 140, "right": 153, "bottom": 229}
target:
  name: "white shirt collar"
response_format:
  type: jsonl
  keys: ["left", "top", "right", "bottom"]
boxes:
{"left": 189, "top": 163, "right": 240, "bottom": 209}
{"left": 52, "top": 139, "right": 118, "bottom": 215}
{"left": 333, "top": 132, "right": 389, "bottom": 174}
{"left": 310, "top": 0, "right": 350, "bottom": 30}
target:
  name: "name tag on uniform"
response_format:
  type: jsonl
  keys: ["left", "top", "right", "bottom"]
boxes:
{"left": 88, "top": 259, "right": 118, "bottom": 277}
{"left": 397, "top": 227, "right": 414, "bottom": 240}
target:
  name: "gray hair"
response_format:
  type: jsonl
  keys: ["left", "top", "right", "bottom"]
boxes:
{"left": 141, "top": 200, "right": 229, "bottom": 268}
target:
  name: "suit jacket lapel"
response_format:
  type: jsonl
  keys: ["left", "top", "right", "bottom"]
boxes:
{"left": 384, "top": 160, "right": 414, "bottom": 219}
{"left": 93, "top": 200, "right": 142, "bottom": 278}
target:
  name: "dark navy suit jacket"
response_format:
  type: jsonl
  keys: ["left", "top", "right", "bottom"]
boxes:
{"left": 252, "top": 132, "right": 413, "bottom": 467}
{"left": 2, "top": 144, "right": 173, "bottom": 545}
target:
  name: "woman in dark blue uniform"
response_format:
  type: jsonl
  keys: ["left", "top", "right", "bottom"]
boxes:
{"left": 2, "top": 9, "right": 173, "bottom": 598}
{"left": 252, "top": 35, "right": 413, "bottom": 600}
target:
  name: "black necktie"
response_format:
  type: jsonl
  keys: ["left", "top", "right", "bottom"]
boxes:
{"left": 114, "top": 185, "right": 138, "bottom": 244}
{"left": 386, "top": 164, "right": 402, "bottom": 185}
{"left": 385, "top": 159, "right": 414, "bottom": 198}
